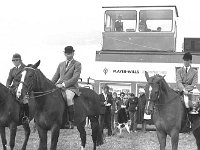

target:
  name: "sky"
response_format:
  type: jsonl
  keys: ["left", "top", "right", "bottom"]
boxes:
{"left": 0, "top": 0, "right": 199, "bottom": 84}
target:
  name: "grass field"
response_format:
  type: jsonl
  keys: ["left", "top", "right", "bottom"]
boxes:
{"left": 2, "top": 124, "right": 197, "bottom": 150}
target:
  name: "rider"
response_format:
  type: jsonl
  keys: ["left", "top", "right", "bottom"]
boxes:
{"left": 6, "top": 53, "right": 29, "bottom": 124}
{"left": 176, "top": 52, "right": 198, "bottom": 110}
{"left": 52, "top": 46, "right": 81, "bottom": 129}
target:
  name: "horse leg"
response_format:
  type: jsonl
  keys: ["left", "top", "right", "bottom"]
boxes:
{"left": 156, "top": 130, "right": 167, "bottom": 150}
{"left": 21, "top": 123, "right": 31, "bottom": 150}
{"left": 50, "top": 125, "right": 60, "bottom": 150}
{"left": 89, "top": 115, "right": 100, "bottom": 150}
{"left": 0, "top": 126, "right": 7, "bottom": 150}
{"left": 77, "top": 119, "right": 86, "bottom": 149}
{"left": 36, "top": 124, "right": 47, "bottom": 150}
{"left": 97, "top": 114, "right": 104, "bottom": 146}
{"left": 170, "top": 129, "right": 179, "bottom": 150}
{"left": 9, "top": 123, "right": 17, "bottom": 150}
{"left": 193, "top": 126, "right": 200, "bottom": 150}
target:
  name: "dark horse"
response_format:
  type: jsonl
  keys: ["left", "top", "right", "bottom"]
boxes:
{"left": 16, "top": 60, "right": 103, "bottom": 150}
{"left": 144, "top": 71, "right": 200, "bottom": 150}
{"left": 0, "top": 82, "right": 33, "bottom": 150}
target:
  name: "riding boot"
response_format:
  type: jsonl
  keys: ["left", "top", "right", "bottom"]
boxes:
{"left": 68, "top": 105, "right": 75, "bottom": 129}
{"left": 22, "top": 103, "right": 29, "bottom": 124}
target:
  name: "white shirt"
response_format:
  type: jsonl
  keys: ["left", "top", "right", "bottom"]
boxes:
{"left": 16, "top": 64, "right": 21, "bottom": 69}
{"left": 102, "top": 91, "right": 107, "bottom": 101}
{"left": 66, "top": 59, "right": 73, "bottom": 69}
{"left": 184, "top": 65, "right": 191, "bottom": 73}
{"left": 62, "top": 59, "right": 73, "bottom": 87}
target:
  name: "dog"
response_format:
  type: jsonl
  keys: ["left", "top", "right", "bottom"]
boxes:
{"left": 115, "top": 122, "right": 130, "bottom": 135}
{"left": 115, "top": 106, "right": 131, "bottom": 135}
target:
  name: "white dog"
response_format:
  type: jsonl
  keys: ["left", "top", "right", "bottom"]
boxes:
{"left": 115, "top": 122, "right": 130, "bottom": 135}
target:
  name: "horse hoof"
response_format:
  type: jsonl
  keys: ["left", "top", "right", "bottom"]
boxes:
{"left": 97, "top": 141, "right": 104, "bottom": 146}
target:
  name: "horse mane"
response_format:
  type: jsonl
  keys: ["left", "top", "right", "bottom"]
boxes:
{"left": 35, "top": 69, "right": 56, "bottom": 90}
{"left": 153, "top": 74, "right": 174, "bottom": 97}
{"left": 0, "top": 82, "right": 12, "bottom": 103}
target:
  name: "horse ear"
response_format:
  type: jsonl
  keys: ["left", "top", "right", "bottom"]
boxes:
{"left": 145, "top": 71, "right": 149, "bottom": 81}
{"left": 162, "top": 75, "right": 166, "bottom": 79}
{"left": 157, "top": 75, "right": 166, "bottom": 83}
{"left": 33, "top": 60, "right": 41, "bottom": 69}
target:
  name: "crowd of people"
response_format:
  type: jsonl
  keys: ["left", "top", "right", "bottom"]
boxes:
{"left": 99, "top": 84, "right": 153, "bottom": 136}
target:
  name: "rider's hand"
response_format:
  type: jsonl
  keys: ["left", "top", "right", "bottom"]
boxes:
{"left": 183, "top": 89, "right": 188, "bottom": 94}
{"left": 56, "top": 84, "right": 64, "bottom": 88}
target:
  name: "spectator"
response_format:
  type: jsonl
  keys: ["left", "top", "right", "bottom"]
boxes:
{"left": 115, "top": 15, "right": 123, "bottom": 32}
{"left": 137, "top": 88, "right": 147, "bottom": 132}
{"left": 126, "top": 93, "right": 138, "bottom": 132}
{"left": 99, "top": 84, "right": 113, "bottom": 136}
{"left": 119, "top": 92, "right": 125, "bottom": 102}
{"left": 111, "top": 92, "right": 120, "bottom": 131}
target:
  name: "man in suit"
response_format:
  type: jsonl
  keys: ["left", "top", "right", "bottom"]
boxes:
{"left": 126, "top": 93, "right": 138, "bottom": 132}
{"left": 99, "top": 84, "right": 113, "bottom": 136}
{"left": 6, "top": 53, "right": 29, "bottom": 124}
{"left": 52, "top": 46, "right": 81, "bottom": 129}
{"left": 111, "top": 92, "right": 120, "bottom": 131}
{"left": 176, "top": 52, "right": 198, "bottom": 111}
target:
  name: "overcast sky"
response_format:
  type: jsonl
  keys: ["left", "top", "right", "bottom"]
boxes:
{"left": 0, "top": 0, "right": 199, "bottom": 84}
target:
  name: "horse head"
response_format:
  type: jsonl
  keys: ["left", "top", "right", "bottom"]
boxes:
{"left": 144, "top": 71, "right": 166, "bottom": 114}
{"left": 16, "top": 60, "right": 40, "bottom": 99}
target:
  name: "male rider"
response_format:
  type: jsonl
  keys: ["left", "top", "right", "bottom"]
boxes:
{"left": 52, "top": 46, "right": 81, "bottom": 129}
{"left": 176, "top": 52, "right": 198, "bottom": 110}
{"left": 6, "top": 53, "right": 29, "bottom": 124}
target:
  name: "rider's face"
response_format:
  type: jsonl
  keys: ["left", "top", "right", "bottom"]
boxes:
{"left": 184, "top": 60, "right": 191, "bottom": 67}
{"left": 12, "top": 59, "right": 21, "bottom": 67}
{"left": 64, "top": 52, "right": 74, "bottom": 61}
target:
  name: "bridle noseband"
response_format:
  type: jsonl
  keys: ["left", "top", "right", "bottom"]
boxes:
{"left": 19, "top": 67, "right": 59, "bottom": 99}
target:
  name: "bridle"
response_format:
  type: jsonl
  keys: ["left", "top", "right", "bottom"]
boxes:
{"left": 145, "top": 80, "right": 162, "bottom": 114}
{"left": 19, "top": 67, "right": 59, "bottom": 99}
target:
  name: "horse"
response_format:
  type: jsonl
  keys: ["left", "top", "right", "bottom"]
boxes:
{"left": 0, "top": 82, "right": 34, "bottom": 150}
{"left": 16, "top": 60, "right": 103, "bottom": 150}
{"left": 144, "top": 71, "right": 200, "bottom": 150}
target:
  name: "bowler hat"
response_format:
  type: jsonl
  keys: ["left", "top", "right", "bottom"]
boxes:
{"left": 12, "top": 53, "right": 21, "bottom": 60}
{"left": 64, "top": 46, "right": 75, "bottom": 53}
{"left": 183, "top": 52, "right": 192, "bottom": 61}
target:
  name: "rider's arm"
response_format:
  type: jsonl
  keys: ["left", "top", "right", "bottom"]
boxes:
{"left": 6, "top": 68, "right": 14, "bottom": 88}
{"left": 185, "top": 70, "right": 198, "bottom": 91}
{"left": 176, "top": 69, "right": 185, "bottom": 91}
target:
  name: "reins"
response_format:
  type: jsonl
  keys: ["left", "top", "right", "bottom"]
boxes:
{"left": 27, "top": 88, "right": 59, "bottom": 99}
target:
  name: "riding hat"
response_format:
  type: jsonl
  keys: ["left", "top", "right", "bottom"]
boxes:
{"left": 64, "top": 46, "right": 75, "bottom": 53}
{"left": 183, "top": 52, "right": 192, "bottom": 61}
{"left": 12, "top": 53, "right": 21, "bottom": 61}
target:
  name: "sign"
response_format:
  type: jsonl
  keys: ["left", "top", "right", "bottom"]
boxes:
{"left": 95, "top": 61, "right": 186, "bottom": 83}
